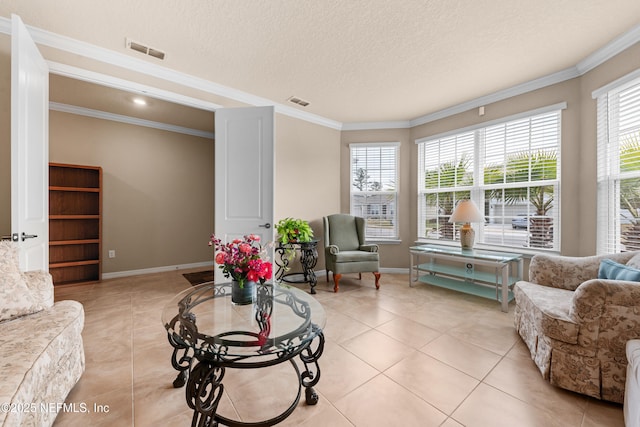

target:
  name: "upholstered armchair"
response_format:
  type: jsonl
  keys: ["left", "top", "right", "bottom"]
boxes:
{"left": 323, "top": 214, "right": 381, "bottom": 292}
{"left": 514, "top": 252, "right": 640, "bottom": 403}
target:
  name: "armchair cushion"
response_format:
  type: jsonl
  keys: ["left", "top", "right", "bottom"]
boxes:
{"left": 332, "top": 250, "right": 379, "bottom": 263}
{"left": 327, "top": 215, "right": 361, "bottom": 251}
{"left": 598, "top": 259, "right": 640, "bottom": 281}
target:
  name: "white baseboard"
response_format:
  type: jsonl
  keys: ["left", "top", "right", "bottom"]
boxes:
{"left": 102, "top": 264, "right": 408, "bottom": 281}
{"left": 102, "top": 261, "right": 213, "bottom": 280}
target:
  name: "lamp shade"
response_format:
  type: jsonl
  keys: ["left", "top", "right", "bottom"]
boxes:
{"left": 449, "top": 199, "right": 484, "bottom": 223}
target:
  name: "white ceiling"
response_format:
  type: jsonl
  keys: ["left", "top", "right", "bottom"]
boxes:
{"left": 2, "top": 1, "right": 640, "bottom": 126}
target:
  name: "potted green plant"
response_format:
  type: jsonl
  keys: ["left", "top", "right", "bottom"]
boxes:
{"left": 275, "top": 217, "right": 314, "bottom": 244}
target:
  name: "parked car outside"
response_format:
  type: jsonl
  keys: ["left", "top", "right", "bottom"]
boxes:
{"left": 511, "top": 214, "right": 530, "bottom": 229}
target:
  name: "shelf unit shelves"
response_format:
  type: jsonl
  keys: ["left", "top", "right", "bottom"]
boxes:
{"left": 49, "top": 163, "right": 102, "bottom": 286}
{"left": 410, "top": 244, "right": 523, "bottom": 312}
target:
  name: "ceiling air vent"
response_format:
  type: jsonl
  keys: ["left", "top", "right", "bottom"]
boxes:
{"left": 126, "top": 38, "right": 166, "bottom": 60}
{"left": 288, "top": 96, "right": 310, "bottom": 107}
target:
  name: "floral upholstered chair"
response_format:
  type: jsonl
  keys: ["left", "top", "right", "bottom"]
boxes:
{"left": 514, "top": 252, "right": 640, "bottom": 403}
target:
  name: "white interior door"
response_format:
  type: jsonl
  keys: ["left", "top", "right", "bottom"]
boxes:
{"left": 214, "top": 106, "right": 274, "bottom": 282}
{"left": 11, "top": 14, "right": 49, "bottom": 271}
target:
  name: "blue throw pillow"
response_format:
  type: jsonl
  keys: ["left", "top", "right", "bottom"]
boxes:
{"left": 598, "top": 259, "right": 640, "bottom": 281}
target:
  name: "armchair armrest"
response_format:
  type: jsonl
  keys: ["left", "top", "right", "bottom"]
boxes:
{"left": 327, "top": 245, "right": 340, "bottom": 255}
{"left": 359, "top": 244, "right": 379, "bottom": 252}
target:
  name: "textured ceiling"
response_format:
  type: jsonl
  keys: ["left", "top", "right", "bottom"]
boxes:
{"left": 2, "top": 1, "right": 640, "bottom": 125}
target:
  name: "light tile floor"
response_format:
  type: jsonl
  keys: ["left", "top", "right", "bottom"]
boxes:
{"left": 52, "top": 270, "right": 625, "bottom": 427}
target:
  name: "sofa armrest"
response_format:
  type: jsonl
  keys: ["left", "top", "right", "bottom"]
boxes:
{"left": 570, "top": 279, "right": 640, "bottom": 322}
{"left": 21, "top": 270, "right": 54, "bottom": 309}
{"left": 359, "top": 244, "right": 379, "bottom": 252}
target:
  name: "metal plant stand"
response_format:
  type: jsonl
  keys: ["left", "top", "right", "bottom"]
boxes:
{"left": 274, "top": 240, "right": 319, "bottom": 294}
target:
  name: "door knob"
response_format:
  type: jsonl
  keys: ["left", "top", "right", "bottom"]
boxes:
{"left": 21, "top": 232, "right": 38, "bottom": 241}
{"left": 258, "top": 223, "right": 271, "bottom": 229}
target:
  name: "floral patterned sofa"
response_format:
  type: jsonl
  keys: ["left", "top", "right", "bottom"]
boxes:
{"left": 514, "top": 252, "right": 640, "bottom": 403}
{"left": 0, "top": 242, "right": 85, "bottom": 426}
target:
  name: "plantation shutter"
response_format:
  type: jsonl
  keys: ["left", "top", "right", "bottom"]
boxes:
{"left": 350, "top": 142, "right": 399, "bottom": 240}
{"left": 417, "top": 103, "right": 563, "bottom": 251}
{"left": 596, "top": 75, "right": 640, "bottom": 254}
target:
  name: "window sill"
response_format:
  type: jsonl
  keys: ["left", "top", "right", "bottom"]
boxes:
{"left": 367, "top": 239, "right": 402, "bottom": 245}
{"left": 414, "top": 239, "right": 560, "bottom": 258}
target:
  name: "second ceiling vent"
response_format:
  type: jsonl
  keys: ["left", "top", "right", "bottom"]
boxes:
{"left": 126, "top": 38, "right": 166, "bottom": 60}
{"left": 288, "top": 96, "right": 310, "bottom": 107}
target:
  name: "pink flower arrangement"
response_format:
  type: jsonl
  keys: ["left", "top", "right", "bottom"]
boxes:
{"left": 209, "top": 234, "right": 273, "bottom": 288}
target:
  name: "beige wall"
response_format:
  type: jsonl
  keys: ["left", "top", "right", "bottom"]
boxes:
{"left": 50, "top": 111, "right": 215, "bottom": 273}
{"left": 275, "top": 113, "right": 341, "bottom": 270}
{"left": 3, "top": 36, "right": 640, "bottom": 274}
{"left": 338, "top": 43, "right": 640, "bottom": 259}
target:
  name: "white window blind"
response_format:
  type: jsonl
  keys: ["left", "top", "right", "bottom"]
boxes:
{"left": 418, "top": 108, "right": 562, "bottom": 251}
{"left": 350, "top": 143, "right": 399, "bottom": 240}
{"left": 596, "top": 76, "right": 640, "bottom": 254}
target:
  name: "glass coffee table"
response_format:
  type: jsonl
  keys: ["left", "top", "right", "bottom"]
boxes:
{"left": 162, "top": 281, "right": 326, "bottom": 427}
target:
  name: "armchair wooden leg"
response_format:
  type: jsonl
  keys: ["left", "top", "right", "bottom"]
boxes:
{"left": 326, "top": 270, "right": 330, "bottom": 282}
{"left": 358, "top": 272, "right": 362, "bottom": 280}
{"left": 333, "top": 274, "right": 342, "bottom": 293}
{"left": 373, "top": 272, "right": 380, "bottom": 289}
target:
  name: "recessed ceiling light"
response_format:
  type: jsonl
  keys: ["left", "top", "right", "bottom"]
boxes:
{"left": 133, "top": 98, "right": 147, "bottom": 106}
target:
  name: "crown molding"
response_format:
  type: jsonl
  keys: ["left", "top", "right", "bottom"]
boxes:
{"left": 351, "top": 23, "right": 640, "bottom": 130}
{"left": 50, "top": 102, "right": 215, "bottom": 139}
{"left": 47, "top": 62, "right": 223, "bottom": 112}
{"left": 342, "top": 120, "right": 412, "bottom": 131}
{"left": 576, "top": 23, "right": 640, "bottom": 74}
{"left": 0, "top": 16, "right": 342, "bottom": 130}
{"left": 0, "top": 16, "right": 9, "bottom": 34}
{"left": 2, "top": 16, "right": 639, "bottom": 132}
{"left": 409, "top": 66, "right": 580, "bottom": 128}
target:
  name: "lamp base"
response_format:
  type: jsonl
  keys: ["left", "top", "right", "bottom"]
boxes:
{"left": 459, "top": 224, "right": 475, "bottom": 249}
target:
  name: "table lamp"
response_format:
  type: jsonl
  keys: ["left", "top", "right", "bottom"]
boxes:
{"left": 449, "top": 199, "right": 484, "bottom": 249}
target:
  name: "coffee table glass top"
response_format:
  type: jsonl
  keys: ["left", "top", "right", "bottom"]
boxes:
{"left": 162, "top": 281, "right": 326, "bottom": 360}
{"left": 410, "top": 243, "right": 522, "bottom": 262}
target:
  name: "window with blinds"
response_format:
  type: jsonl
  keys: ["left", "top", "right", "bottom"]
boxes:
{"left": 350, "top": 142, "right": 399, "bottom": 240}
{"left": 417, "top": 105, "right": 563, "bottom": 251}
{"left": 596, "top": 74, "right": 640, "bottom": 254}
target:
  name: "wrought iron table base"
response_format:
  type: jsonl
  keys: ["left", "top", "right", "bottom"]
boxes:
{"left": 168, "top": 332, "right": 324, "bottom": 427}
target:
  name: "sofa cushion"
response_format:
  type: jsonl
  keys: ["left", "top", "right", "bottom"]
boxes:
{"left": 598, "top": 259, "right": 640, "bottom": 282}
{"left": 0, "top": 300, "right": 85, "bottom": 427}
{"left": 0, "top": 242, "right": 43, "bottom": 322}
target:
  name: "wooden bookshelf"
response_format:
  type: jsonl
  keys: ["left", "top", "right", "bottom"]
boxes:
{"left": 49, "top": 163, "right": 102, "bottom": 285}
